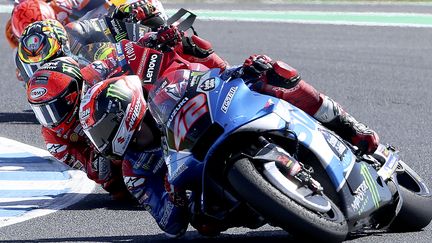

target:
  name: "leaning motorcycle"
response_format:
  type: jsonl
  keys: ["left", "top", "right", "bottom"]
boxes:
{"left": 144, "top": 66, "right": 432, "bottom": 241}
{"left": 98, "top": 9, "right": 432, "bottom": 241}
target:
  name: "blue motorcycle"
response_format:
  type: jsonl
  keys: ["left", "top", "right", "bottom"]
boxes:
{"left": 147, "top": 67, "right": 432, "bottom": 241}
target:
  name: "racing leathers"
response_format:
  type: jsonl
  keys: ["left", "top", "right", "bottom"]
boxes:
{"left": 222, "top": 55, "right": 379, "bottom": 154}
{"left": 15, "top": 9, "right": 113, "bottom": 84}
{"left": 5, "top": 0, "right": 109, "bottom": 49}
{"left": 120, "top": 114, "right": 189, "bottom": 237}
{"left": 32, "top": 56, "right": 133, "bottom": 201}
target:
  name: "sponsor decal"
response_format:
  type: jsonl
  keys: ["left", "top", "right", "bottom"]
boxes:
{"left": 321, "top": 129, "right": 352, "bottom": 169}
{"left": 98, "top": 18, "right": 108, "bottom": 32}
{"left": 360, "top": 164, "right": 380, "bottom": 209}
{"left": 110, "top": 19, "right": 127, "bottom": 41}
{"left": 93, "top": 44, "right": 114, "bottom": 61}
{"left": 125, "top": 99, "right": 142, "bottom": 130}
{"left": 350, "top": 180, "right": 369, "bottom": 215}
{"left": 124, "top": 176, "right": 145, "bottom": 191}
{"left": 115, "top": 43, "right": 126, "bottom": 64}
{"left": 25, "top": 34, "right": 41, "bottom": 50}
{"left": 167, "top": 97, "right": 189, "bottom": 127}
{"left": 30, "top": 87, "right": 47, "bottom": 99}
{"left": 199, "top": 78, "right": 216, "bottom": 91}
{"left": 124, "top": 41, "right": 136, "bottom": 63}
{"left": 264, "top": 99, "right": 275, "bottom": 109}
{"left": 160, "top": 201, "right": 174, "bottom": 227}
{"left": 34, "top": 74, "right": 49, "bottom": 85}
{"left": 173, "top": 94, "right": 208, "bottom": 150}
{"left": 47, "top": 143, "right": 66, "bottom": 154}
{"left": 41, "top": 62, "right": 59, "bottom": 70}
{"left": 221, "top": 86, "right": 238, "bottom": 113}
{"left": 62, "top": 63, "right": 82, "bottom": 79}
{"left": 351, "top": 164, "right": 380, "bottom": 215}
{"left": 153, "top": 157, "right": 165, "bottom": 174}
{"left": 143, "top": 53, "right": 162, "bottom": 84}
{"left": 117, "top": 137, "right": 126, "bottom": 144}
{"left": 189, "top": 71, "right": 205, "bottom": 87}
{"left": 91, "top": 61, "right": 106, "bottom": 75}
{"left": 153, "top": 79, "right": 168, "bottom": 95}
{"left": 171, "top": 163, "right": 188, "bottom": 181}
{"left": 165, "top": 83, "right": 182, "bottom": 100}
{"left": 136, "top": 48, "right": 148, "bottom": 78}
{"left": 106, "top": 83, "right": 128, "bottom": 101}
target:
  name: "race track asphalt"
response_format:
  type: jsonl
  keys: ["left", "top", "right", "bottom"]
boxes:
{"left": 0, "top": 2, "right": 432, "bottom": 242}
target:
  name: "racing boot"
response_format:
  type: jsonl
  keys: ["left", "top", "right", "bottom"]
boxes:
{"left": 313, "top": 95, "right": 379, "bottom": 154}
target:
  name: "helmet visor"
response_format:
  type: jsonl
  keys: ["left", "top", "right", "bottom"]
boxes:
{"left": 83, "top": 113, "right": 120, "bottom": 155}
{"left": 30, "top": 81, "right": 79, "bottom": 128}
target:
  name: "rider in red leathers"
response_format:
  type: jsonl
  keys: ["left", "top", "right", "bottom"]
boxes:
{"left": 137, "top": 25, "right": 379, "bottom": 155}
{"left": 20, "top": 19, "right": 132, "bottom": 201}
{"left": 5, "top": 0, "right": 110, "bottom": 49}
{"left": 228, "top": 55, "right": 379, "bottom": 154}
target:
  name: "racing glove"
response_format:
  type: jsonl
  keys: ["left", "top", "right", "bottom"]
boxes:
{"left": 242, "top": 54, "right": 273, "bottom": 78}
{"left": 156, "top": 25, "right": 183, "bottom": 47}
{"left": 110, "top": 0, "right": 157, "bottom": 22}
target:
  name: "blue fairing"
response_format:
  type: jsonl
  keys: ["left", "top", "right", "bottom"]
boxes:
{"left": 149, "top": 68, "right": 355, "bottom": 190}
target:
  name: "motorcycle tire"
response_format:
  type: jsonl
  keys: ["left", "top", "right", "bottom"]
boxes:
{"left": 389, "top": 163, "right": 432, "bottom": 231}
{"left": 227, "top": 158, "right": 348, "bottom": 242}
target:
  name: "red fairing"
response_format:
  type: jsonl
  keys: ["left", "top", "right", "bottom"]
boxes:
{"left": 119, "top": 40, "right": 165, "bottom": 93}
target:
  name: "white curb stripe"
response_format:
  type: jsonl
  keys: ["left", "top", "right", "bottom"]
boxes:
{"left": 0, "top": 137, "right": 95, "bottom": 228}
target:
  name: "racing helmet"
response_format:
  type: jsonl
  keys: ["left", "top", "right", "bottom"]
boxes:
{"left": 79, "top": 76, "right": 147, "bottom": 159}
{"left": 27, "top": 58, "right": 82, "bottom": 137}
{"left": 18, "top": 19, "right": 70, "bottom": 64}
{"left": 11, "top": 0, "right": 56, "bottom": 37}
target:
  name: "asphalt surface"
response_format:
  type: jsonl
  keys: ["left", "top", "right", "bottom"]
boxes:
{"left": 1, "top": 2, "right": 432, "bottom": 242}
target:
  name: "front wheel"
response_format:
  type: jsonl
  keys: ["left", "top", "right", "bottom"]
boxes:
{"left": 227, "top": 158, "right": 348, "bottom": 242}
{"left": 389, "top": 161, "right": 432, "bottom": 231}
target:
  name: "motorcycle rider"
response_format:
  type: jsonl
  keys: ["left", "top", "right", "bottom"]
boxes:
{"left": 138, "top": 26, "right": 379, "bottom": 155}
{"left": 6, "top": 0, "right": 110, "bottom": 49}
{"left": 8, "top": 0, "right": 112, "bottom": 83}
{"left": 17, "top": 0, "right": 226, "bottom": 202}
{"left": 12, "top": 0, "right": 226, "bottom": 84}
{"left": 230, "top": 54, "right": 379, "bottom": 154}
{"left": 21, "top": 19, "right": 132, "bottom": 202}
{"left": 78, "top": 28, "right": 379, "bottom": 238}
{"left": 80, "top": 75, "right": 190, "bottom": 237}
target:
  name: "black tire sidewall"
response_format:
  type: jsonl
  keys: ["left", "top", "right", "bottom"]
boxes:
{"left": 228, "top": 158, "right": 348, "bottom": 242}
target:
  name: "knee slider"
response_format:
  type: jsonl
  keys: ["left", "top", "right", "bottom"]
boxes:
{"left": 182, "top": 35, "right": 214, "bottom": 58}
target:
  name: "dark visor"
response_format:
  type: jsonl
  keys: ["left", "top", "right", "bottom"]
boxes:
{"left": 84, "top": 113, "right": 120, "bottom": 155}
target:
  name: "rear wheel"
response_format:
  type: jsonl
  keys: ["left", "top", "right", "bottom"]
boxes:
{"left": 227, "top": 158, "right": 348, "bottom": 242}
{"left": 389, "top": 161, "right": 432, "bottom": 231}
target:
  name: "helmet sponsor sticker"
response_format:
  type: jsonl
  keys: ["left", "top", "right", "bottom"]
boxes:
{"left": 25, "top": 34, "right": 42, "bottom": 50}
{"left": 30, "top": 87, "right": 47, "bottom": 99}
